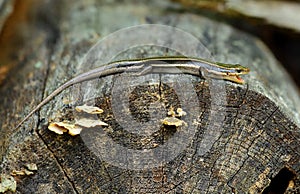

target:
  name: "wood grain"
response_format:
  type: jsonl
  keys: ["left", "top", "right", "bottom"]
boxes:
{"left": 0, "top": 0, "right": 299, "bottom": 193}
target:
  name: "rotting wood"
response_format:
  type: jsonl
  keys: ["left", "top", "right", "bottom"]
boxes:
{"left": 0, "top": 0, "right": 299, "bottom": 193}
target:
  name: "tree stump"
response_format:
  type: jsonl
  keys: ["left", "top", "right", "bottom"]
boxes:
{"left": 0, "top": 0, "right": 299, "bottom": 193}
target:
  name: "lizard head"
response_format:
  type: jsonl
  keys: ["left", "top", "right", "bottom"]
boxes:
{"left": 215, "top": 62, "right": 250, "bottom": 84}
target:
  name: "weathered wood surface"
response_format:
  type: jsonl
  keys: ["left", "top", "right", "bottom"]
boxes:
{"left": 226, "top": 0, "right": 300, "bottom": 32}
{"left": 0, "top": 0, "right": 299, "bottom": 193}
{"left": 172, "top": 0, "right": 300, "bottom": 33}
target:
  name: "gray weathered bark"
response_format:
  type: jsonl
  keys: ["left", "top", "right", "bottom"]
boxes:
{"left": 0, "top": 0, "right": 299, "bottom": 193}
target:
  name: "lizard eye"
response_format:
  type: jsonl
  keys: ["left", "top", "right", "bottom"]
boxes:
{"left": 236, "top": 69, "right": 242, "bottom": 73}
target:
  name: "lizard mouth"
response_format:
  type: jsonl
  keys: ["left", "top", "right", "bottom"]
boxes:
{"left": 224, "top": 74, "right": 245, "bottom": 84}
{"left": 237, "top": 75, "right": 243, "bottom": 81}
{"left": 234, "top": 75, "right": 245, "bottom": 84}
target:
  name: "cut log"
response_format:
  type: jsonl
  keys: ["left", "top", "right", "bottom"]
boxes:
{"left": 0, "top": 0, "right": 299, "bottom": 193}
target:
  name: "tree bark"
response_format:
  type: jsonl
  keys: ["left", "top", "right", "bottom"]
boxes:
{"left": 0, "top": 0, "right": 299, "bottom": 193}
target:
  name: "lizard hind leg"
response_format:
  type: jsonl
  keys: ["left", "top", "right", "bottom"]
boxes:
{"left": 129, "top": 65, "right": 152, "bottom": 76}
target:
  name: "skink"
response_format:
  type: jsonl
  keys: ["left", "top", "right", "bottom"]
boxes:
{"left": 14, "top": 56, "right": 250, "bottom": 130}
